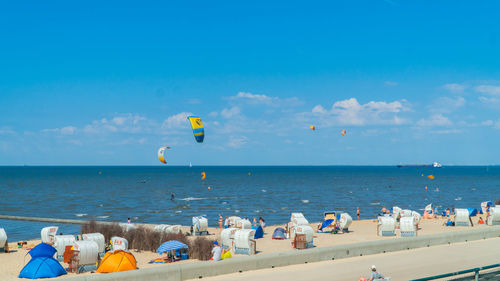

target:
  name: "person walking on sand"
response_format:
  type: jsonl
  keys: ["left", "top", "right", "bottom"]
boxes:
{"left": 359, "top": 265, "right": 384, "bottom": 281}
{"left": 218, "top": 214, "right": 223, "bottom": 229}
{"left": 357, "top": 207, "right": 360, "bottom": 220}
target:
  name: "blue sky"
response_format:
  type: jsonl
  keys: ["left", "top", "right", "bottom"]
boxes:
{"left": 1, "top": 1, "right": 499, "bottom": 165}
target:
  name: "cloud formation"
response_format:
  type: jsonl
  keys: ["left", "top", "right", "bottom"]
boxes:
{"left": 443, "top": 83, "right": 467, "bottom": 93}
{"left": 311, "top": 98, "right": 409, "bottom": 126}
{"left": 429, "top": 96, "right": 465, "bottom": 114}
{"left": 416, "top": 114, "right": 452, "bottom": 127}
{"left": 229, "top": 92, "right": 302, "bottom": 107}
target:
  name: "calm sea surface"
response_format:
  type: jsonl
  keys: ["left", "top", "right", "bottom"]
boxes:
{"left": 0, "top": 166, "right": 499, "bottom": 241}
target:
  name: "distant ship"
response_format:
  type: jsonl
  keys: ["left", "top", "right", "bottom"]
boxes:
{"left": 397, "top": 162, "right": 442, "bottom": 168}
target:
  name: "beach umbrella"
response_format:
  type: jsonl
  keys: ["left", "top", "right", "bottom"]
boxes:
{"left": 157, "top": 240, "right": 188, "bottom": 254}
{"left": 467, "top": 208, "right": 478, "bottom": 217}
{"left": 320, "top": 219, "right": 335, "bottom": 230}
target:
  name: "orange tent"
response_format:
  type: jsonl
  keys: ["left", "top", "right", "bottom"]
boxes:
{"left": 96, "top": 250, "right": 137, "bottom": 273}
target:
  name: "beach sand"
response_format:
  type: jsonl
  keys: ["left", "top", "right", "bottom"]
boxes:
{"left": 0, "top": 217, "right": 488, "bottom": 280}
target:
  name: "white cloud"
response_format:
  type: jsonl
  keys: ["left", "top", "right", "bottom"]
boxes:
{"left": 220, "top": 107, "right": 241, "bottom": 119}
{"left": 227, "top": 136, "right": 248, "bottom": 148}
{"left": 443, "top": 83, "right": 467, "bottom": 93}
{"left": 60, "top": 126, "right": 77, "bottom": 135}
{"left": 232, "top": 92, "right": 275, "bottom": 104}
{"left": 312, "top": 105, "right": 327, "bottom": 114}
{"left": 384, "top": 81, "right": 398, "bottom": 86}
{"left": 311, "top": 98, "right": 409, "bottom": 126}
{"left": 0, "top": 127, "right": 16, "bottom": 135}
{"left": 229, "top": 92, "right": 302, "bottom": 107}
{"left": 431, "top": 129, "right": 462, "bottom": 134}
{"left": 481, "top": 120, "right": 493, "bottom": 126}
{"left": 429, "top": 96, "right": 465, "bottom": 114}
{"left": 495, "top": 119, "right": 500, "bottom": 129}
{"left": 42, "top": 126, "right": 76, "bottom": 135}
{"left": 161, "top": 112, "right": 193, "bottom": 130}
{"left": 475, "top": 85, "right": 500, "bottom": 96}
{"left": 416, "top": 114, "right": 452, "bottom": 127}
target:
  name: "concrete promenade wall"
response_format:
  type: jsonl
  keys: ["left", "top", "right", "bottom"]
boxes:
{"left": 62, "top": 226, "right": 500, "bottom": 281}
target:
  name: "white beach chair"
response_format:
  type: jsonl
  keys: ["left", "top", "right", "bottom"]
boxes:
{"left": 392, "top": 206, "right": 402, "bottom": 221}
{"left": 400, "top": 216, "right": 417, "bottom": 237}
{"left": 228, "top": 216, "right": 242, "bottom": 228}
{"left": 73, "top": 240, "right": 99, "bottom": 272}
{"left": 82, "top": 233, "right": 105, "bottom": 257}
{"left": 378, "top": 216, "right": 396, "bottom": 236}
{"left": 0, "top": 228, "right": 7, "bottom": 252}
{"left": 487, "top": 207, "right": 500, "bottom": 225}
{"left": 339, "top": 213, "right": 353, "bottom": 232}
{"left": 411, "top": 211, "right": 421, "bottom": 226}
{"left": 454, "top": 208, "right": 471, "bottom": 226}
{"left": 54, "top": 235, "right": 76, "bottom": 261}
{"left": 236, "top": 219, "right": 252, "bottom": 229}
{"left": 221, "top": 227, "right": 238, "bottom": 250}
{"left": 41, "top": 226, "right": 58, "bottom": 244}
{"left": 291, "top": 225, "right": 314, "bottom": 248}
{"left": 400, "top": 209, "right": 412, "bottom": 218}
{"left": 110, "top": 236, "right": 128, "bottom": 251}
{"left": 233, "top": 229, "right": 256, "bottom": 255}
{"left": 192, "top": 216, "right": 209, "bottom": 235}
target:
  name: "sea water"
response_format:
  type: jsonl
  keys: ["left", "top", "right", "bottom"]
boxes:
{"left": 0, "top": 166, "right": 499, "bottom": 241}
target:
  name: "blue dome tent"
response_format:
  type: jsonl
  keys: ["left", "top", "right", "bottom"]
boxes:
{"left": 27, "top": 243, "right": 57, "bottom": 258}
{"left": 272, "top": 228, "right": 287, "bottom": 240}
{"left": 19, "top": 244, "right": 66, "bottom": 279}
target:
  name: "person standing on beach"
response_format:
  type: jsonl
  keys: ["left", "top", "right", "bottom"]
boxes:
{"left": 127, "top": 218, "right": 131, "bottom": 224}
{"left": 259, "top": 217, "right": 266, "bottom": 228}
{"left": 357, "top": 207, "right": 360, "bottom": 220}
{"left": 224, "top": 216, "right": 229, "bottom": 228}
{"left": 218, "top": 214, "right": 223, "bottom": 229}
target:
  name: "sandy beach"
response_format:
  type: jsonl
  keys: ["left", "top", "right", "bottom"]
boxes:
{"left": 0, "top": 217, "right": 489, "bottom": 280}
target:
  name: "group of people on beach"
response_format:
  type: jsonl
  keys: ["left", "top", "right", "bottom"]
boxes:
{"left": 217, "top": 214, "right": 265, "bottom": 229}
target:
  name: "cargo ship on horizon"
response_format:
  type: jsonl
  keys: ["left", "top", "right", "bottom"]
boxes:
{"left": 397, "top": 162, "right": 442, "bottom": 168}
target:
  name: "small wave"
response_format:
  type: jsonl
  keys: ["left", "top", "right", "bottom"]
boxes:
{"left": 261, "top": 189, "right": 267, "bottom": 193}
{"left": 254, "top": 210, "right": 262, "bottom": 213}
{"left": 222, "top": 202, "right": 227, "bottom": 205}
{"left": 96, "top": 216, "right": 109, "bottom": 219}
{"left": 301, "top": 200, "right": 310, "bottom": 204}
{"left": 471, "top": 188, "right": 476, "bottom": 191}
{"left": 235, "top": 210, "right": 240, "bottom": 213}
{"left": 225, "top": 207, "right": 230, "bottom": 210}
{"left": 280, "top": 207, "right": 288, "bottom": 209}
{"left": 180, "top": 197, "right": 208, "bottom": 201}
{"left": 370, "top": 202, "right": 380, "bottom": 205}
{"left": 175, "top": 211, "right": 182, "bottom": 213}
{"left": 75, "top": 214, "right": 87, "bottom": 217}
{"left": 98, "top": 204, "right": 104, "bottom": 207}
{"left": 454, "top": 197, "right": 462, "bottom": 201}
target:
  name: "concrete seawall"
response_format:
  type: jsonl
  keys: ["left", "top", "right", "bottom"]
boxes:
{"left": 61, "top": 226, "right": 500, "bottom": 281}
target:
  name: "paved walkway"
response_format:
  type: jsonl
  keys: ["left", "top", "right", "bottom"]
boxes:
{"left": 197, "top": 238, "right": 500, "bottom": 281}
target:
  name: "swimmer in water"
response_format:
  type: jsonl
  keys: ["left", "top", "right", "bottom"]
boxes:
{"left": 170, "top": 192, "right": 175, "bottom": 200}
